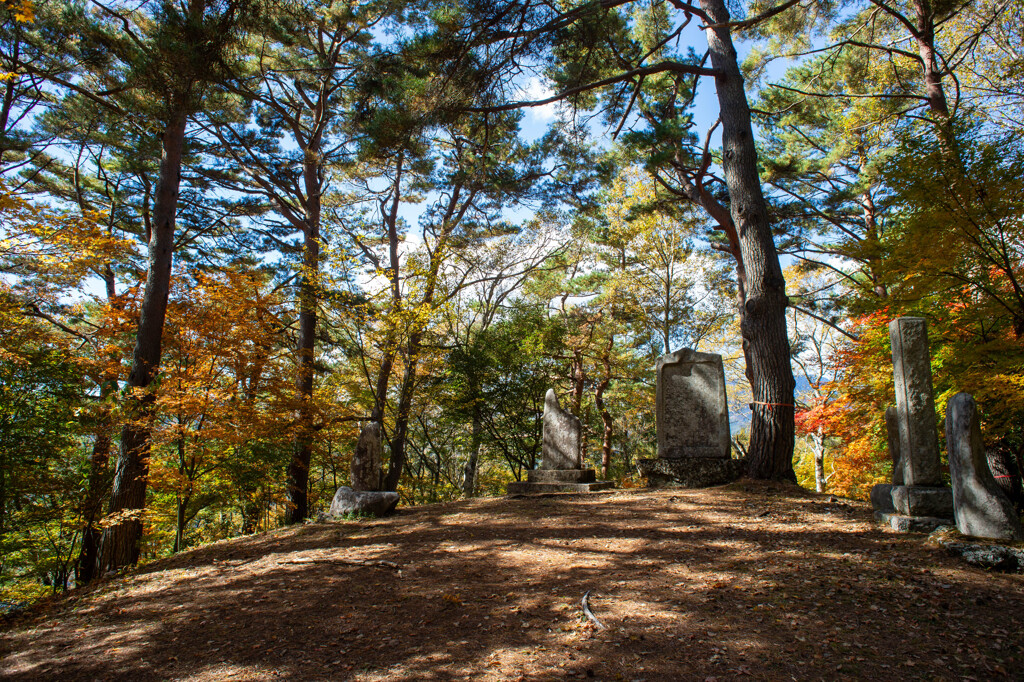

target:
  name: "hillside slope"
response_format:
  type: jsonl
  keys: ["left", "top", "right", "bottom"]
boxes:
{"left": 2, "top": 482, "right": 1022, "bottom": 681}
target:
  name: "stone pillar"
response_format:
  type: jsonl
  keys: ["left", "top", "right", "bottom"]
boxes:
{"left": 946, "top": 393, "right": 1023, "bottom": 541}
{"left": 541, "top": 389, "right": 582, "bottom": 470}
{"left": 889, "top": 317, "right": 942, "bottom": 486}
{"left": 873, "top": 318, "right": 953, "bottom": 532}
{"left": 350, "top": 423, "right": 383, "bottom": 492}
{"left": 506, "top": 390, "right": 613, "bottom": 494}
{"left": 870, "top": 406, "right": 904, "bottom": 515}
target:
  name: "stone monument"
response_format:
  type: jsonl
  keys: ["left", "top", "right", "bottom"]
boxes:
{"left": 350, "top": 422, "right": 383, "bottom": 492}
{"left": 873, "top": 318, "right": 954, "bottom": 532}
{"left": 869, "top": 406, "right": 902, "bottom": 513}
{"left": 323, "top": 422, "right": 397, "bottom": 518}
{"left": 945, "top": 393, "right": 1023, "bottom": 541}
{"left": 506, "top": 390, "right": 613, "bottom": 494}
{"left": 638, "top": 349, "right": 744, "bottom": 487}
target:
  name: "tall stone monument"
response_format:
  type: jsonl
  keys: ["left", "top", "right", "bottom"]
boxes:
{"left": 638, "top": 349, "right": 744, "bottom": 487}
{"left": 506, "top": 390, "right": 613, "bottom": 494}
{"left": 873, "top": 318, "right": 954, "bottom": 532}
{"left": 945, "top": 393, "right": 1023, "bottom": 541}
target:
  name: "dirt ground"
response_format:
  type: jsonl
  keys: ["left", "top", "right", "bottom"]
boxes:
{"left": 2, "top": 481, "right": 1023, "bottom": 681}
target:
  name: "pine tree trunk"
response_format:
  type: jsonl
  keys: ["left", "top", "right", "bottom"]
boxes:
{"left": 284, "top": 168, "right": 321, "bottom": 524}
{"left": 700, "top": 0, "right": 796, "bottom": 481}
{"left": 384, "top": 339, "right": 421, "bottom": 492}
{"left": 78, "top": 266, "right": 121, "bottom": 585}
{"left": 97, "top": 111, "right": 187, "bottom": 574}
{"left": 76, "top": 393, "right": 113, "bottom": 584}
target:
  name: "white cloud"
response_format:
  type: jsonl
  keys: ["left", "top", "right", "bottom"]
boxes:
{"left": 522, "top": 76, "right": 559, "bottom": 123}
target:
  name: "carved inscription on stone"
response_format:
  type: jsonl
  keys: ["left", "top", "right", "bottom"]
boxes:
{"left": 541, "top": 389, "right": 582, "bottom": 470}
{"left": 656, "top": 349, "right": 730, "bottom": 459}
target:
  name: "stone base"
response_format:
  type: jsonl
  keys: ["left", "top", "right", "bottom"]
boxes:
{"left": 638, "top": 457, "right": 745, "bottom": 488}
{"left": 891, "top": 485, "right": 954, "bottom": 517}
{"left": 875, "top": 511, "right": 953, "bottom": 534}
{"left": 528, "top": 469, "right": 596, "bottom": 484}
{"left": 870, "top": 484, "right": 896, "bottom": 513}
{"left": 325, "top": 487, "right": 399, "bottom": 518}
{"left": 507, "top": 468, "right": 613, "bottom": 494}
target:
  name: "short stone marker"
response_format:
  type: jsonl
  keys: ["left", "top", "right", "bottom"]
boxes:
{"left": 506, "top": 390, "right": 613, "bottom": 494}
{"left": 870, "top": 406, "right": 903, "bottom": 513}
{"left": 873, "top": 318, "right": 953, "bottom": 532}
{"left": 326, "top": 486, "right": 399, "bottom": 518}
{"left": 638, "top": 349, "right": 744, "bottom": 487}
{"left": 350, "top": 422, "right": 383, "bottom": 492}
{"left": 945, "top": 393, "right": 1023, "bottom": 541}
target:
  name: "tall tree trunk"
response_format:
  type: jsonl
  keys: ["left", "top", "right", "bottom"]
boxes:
{"left": 97, "top": 110, "right": 187, "bottom": 574}
{"left": 912, "top": 0, "right": 950, "bottom": 120}
{"left": 77, "top": 263, "right": 121, "bottom": 585}
{"left": 463, "top": 401, "right": 483, "bottom": 497}
{"left": 285, "top": 151, "right": 322, "bottom": 524}
{"left": 384, "top": 339, "right": 420, "bottom": 492}
{"left": 570, "top": 350, "right": 588, "bottom": 464}
{"left": 700, "top": 0, "right": 796, "bottom": 481}
{"left": 76, "top": 383, "right": 114, "bottom": 584}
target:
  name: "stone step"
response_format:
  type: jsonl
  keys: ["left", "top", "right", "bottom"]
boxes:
{"left": 874, "top": 511, "right": 953, "bottom": 534}
{"left": 527, "top": 468, "right": 597, "bottom": 484}
{"left": 637, "top": 457, "right": 745, "bottom": 488}
{"left": 506, "top": 481, "right": 615, "bottom": 495}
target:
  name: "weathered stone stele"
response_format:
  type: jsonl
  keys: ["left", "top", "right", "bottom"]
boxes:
{"left": 946, "top": 393, "right": 1024, "bottom": 541}
{"left": 540, "top": 389, "right": 582, "bottom": 469}
{"left": 639, "top": 349, "right": 743, "bottom": 488}
{"left": 506, "top": 390, "right": 613, "bottom": 494}
{"left": 874, "top": 318, "right": 953, "bottom": 532}
{"left": 655, "top": 349, "right": 730, "bottom": 459}
{"left": 889, "top": 317, "right": 942, "bottom": 486}
{"left": 350, "top": 422, "right": 383, "bottom": 492}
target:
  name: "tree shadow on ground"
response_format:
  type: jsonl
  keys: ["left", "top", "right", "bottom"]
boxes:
{"left": 2, "top": 483, "right": 1022, "bottom": 681}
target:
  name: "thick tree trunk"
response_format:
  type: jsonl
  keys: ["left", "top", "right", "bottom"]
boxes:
{"left": 384, "top": 339, "right": 420, "bottom": 492}
{"left": 76, "top": 389, "right": 113, "bottom": 584}
{"left": 912, "top": 0, "right": 950, "bottom": 120}
{"left": 285, "top": 153, "right": 322, "bottom": 524}
{"left": 96, "top": 111, "right": 187, "bottom": 574}
{"left": 700, "top": 0, "right": 796, "bottom": 481}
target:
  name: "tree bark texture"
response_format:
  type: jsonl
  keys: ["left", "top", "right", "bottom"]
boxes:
{"left": 700, "top": 0, "right": 796, "bottom": 480}
{"left": 97, "top": 111, "right": 187, "bottom": 574}
{"left": 285, "top": 151, "right": 322, "bottom": 524}
{"left": 76, "top": 391, "right": 113, "bottom": 584}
